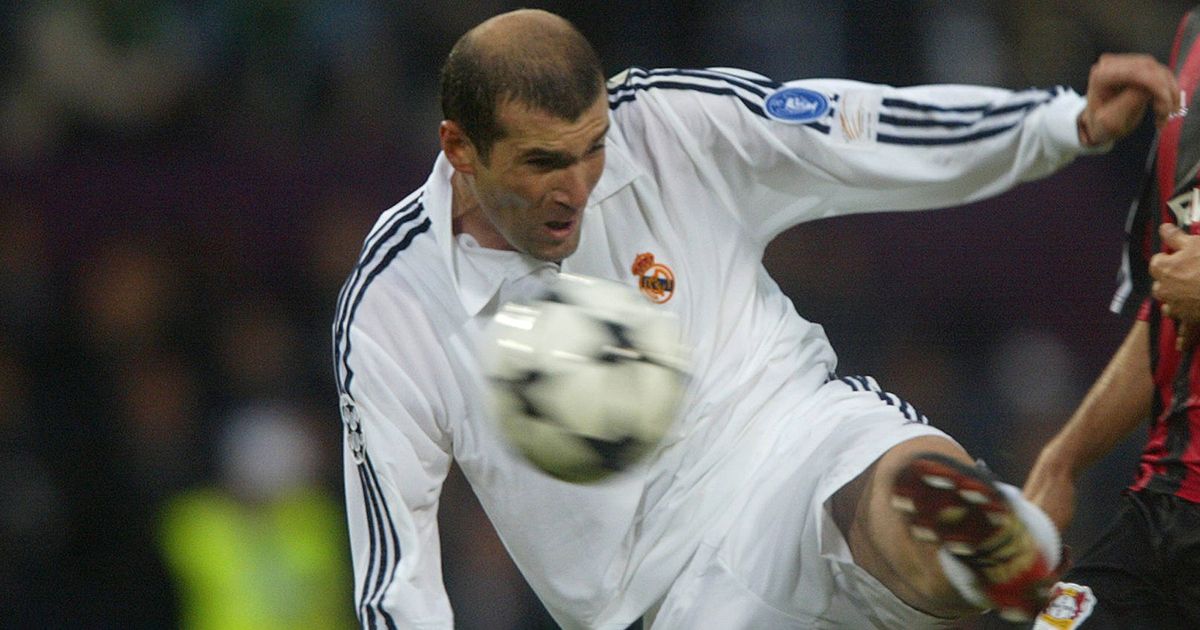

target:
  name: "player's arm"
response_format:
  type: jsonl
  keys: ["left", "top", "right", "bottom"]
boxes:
{"left": 609, "top": 55, "right": 1176, "bottom": 245}
{"left": 1023, "top": 319, "right": 1153, "bottom": 530}
{"left": 797, "top": 52, "right": 1176, "bottom": 219}
{"left": 336, "top": 295, "right": 455, "bottom": 628}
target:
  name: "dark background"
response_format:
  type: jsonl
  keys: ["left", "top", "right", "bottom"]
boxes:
{"left": 1, "top": 1, "right": 1193, "bottom": 628}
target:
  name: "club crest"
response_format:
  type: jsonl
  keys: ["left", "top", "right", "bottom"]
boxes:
{"left": 1167, "top": 187, "right": 1200, "bottom": 227}
{"left": 631, "top": 252, "right": 676, "bottom": 303}
{"left": 1033, "top": 583, "right": 1096, "bottom": 629}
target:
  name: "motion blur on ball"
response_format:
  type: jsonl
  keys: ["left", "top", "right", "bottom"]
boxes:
{"left": 482, "top": 273, "right": 690, "bottom": 483}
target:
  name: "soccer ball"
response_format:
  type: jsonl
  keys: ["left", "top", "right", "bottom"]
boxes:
{"left": 482, "top": 273, "right": 689, "bottom": 483}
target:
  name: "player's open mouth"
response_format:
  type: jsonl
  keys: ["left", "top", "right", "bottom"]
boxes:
{"left": 545, "top": 220, "right": 574, "bottom": 238}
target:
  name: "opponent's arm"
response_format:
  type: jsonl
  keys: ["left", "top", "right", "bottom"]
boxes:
{"left": 1023, "top": 320, "right": 1153, "bottom": 530}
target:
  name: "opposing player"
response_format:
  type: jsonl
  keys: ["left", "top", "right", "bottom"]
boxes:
{"left": 333, "top": 9, "right": 1179, "bottom": 628}
{"left": 1026, "top": 6, "right": 1200, "bottom": 628}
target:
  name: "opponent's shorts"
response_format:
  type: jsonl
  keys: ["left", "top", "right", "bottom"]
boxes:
{"left": 648, "top": 375, "right": 960, "bottom": 629}
{"left": 1033, "top": 490, "right": 1200, "bottom": 629}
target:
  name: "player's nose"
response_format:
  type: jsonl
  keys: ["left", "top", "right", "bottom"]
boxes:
{"left": 553, "top": 163, "right": 593, "bottom": 211}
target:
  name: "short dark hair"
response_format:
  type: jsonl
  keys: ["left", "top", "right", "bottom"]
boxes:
{"left": 439, "top": 13, "right": 605, "bottom": 160}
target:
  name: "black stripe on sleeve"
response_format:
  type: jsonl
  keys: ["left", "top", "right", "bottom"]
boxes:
{"left": 337, "top": 214, "right": 432, "bottom": 394}
{"left": 357, "top": 464, "right": 382, "bottom": 629}
{"left": 363, "top": 453, "right": 401, "bottom": 630}
{"left": 876, "top": 89, "right": 1056, "bottom": 146}
{"left": 333, "top": 198, "right": 425, "bottom": 391}
{"left": 611, "top": 80, "right": 769, "bottom": 118}
{"left": 877, "top": 122, "right": 1019, "bottom": 146}
{"left": 610, "top": 67, "right": 780, "bottom": 97}
{"left": 880, "top": 88, "right": 1057, "bottom": 114}
{"left": 607, "top": 68, "right": 831, "bottom": 134}
{"left": 878, "top": 114, "right": 976, "bottom": 129}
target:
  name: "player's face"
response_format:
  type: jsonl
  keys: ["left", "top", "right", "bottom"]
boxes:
{"left": 467, "top": 94, "right": 609, "bottom": 262}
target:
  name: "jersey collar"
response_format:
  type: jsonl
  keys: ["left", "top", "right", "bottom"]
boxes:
{"left": 429, "top": 138, "right": 642, "bottom": 318}
{"left": 588, "top": 132, "right": 642, "bottom": 206}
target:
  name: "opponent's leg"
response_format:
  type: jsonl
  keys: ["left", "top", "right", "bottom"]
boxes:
{"left": 831, "top": 435, "right": 1061, "bottom": 622}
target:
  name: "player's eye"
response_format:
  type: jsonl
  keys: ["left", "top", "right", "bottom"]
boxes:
{"left": 526, "top": 155, "right": 571, "bottom": 170}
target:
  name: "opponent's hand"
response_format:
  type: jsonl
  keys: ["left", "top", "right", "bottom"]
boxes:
{"left": 1152, "top": 224, "right": 1200, "bottom": 349}
{"left": 1077, "top": 53, "right": 1181, "bottom": 147}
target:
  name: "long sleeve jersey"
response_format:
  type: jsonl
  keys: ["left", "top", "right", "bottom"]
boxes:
{"left": 333, "top": 67, "right": 1090, "bottom": 629}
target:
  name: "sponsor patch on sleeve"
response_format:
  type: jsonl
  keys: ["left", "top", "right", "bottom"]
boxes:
{"left": 764, "top": 86, "right": 830, "bottom": 124}
{"left": 1034, "top": 582, "right": 1097, "bottom": 629}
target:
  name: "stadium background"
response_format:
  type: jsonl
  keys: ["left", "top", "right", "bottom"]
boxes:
{"left": 0, "top": 1, "right": 1192, "bottom": 627}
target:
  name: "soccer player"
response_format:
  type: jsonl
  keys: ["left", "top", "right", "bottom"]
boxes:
{"left": 333, "top": 9, "right": 1179, "bottom": 628}
{"left": 1026, "top": 7, "right": 1200, "bottom": 629}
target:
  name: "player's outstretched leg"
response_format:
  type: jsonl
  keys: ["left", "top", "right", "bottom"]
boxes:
{"left": 890, "top": 453, "right": 1062, "bottom": 622}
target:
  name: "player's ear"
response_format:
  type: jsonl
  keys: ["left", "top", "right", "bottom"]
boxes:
{"left": 440, "top": 120, "right": 478, "bottom": 175}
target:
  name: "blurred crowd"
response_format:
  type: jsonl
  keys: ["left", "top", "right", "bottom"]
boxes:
{"left": 0, "top": 1, "right": 1194, "bottom": 628}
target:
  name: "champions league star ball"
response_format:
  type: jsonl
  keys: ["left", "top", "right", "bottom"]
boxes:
{"left": 482, "top": 273, "right": 690, "bottom": 483}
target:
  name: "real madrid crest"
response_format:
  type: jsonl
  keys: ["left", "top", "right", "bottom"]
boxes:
{"left": 631, "top": 252, "right": 676, "bottom": 303}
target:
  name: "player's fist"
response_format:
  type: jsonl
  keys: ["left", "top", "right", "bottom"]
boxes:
{"left": 1152, "top": 223, "right": 1200, "bottom": 328}
{"left": 1077, "top": 53, "right": 1180, "bottom": 147}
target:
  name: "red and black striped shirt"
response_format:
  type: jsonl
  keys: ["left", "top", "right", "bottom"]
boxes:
{"left": 1118, "top": 8, "right": 1200, "bottom": 504}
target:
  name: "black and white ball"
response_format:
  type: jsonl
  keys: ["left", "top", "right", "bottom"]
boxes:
{"left": 482, "top": 273, "right": 689, "bottom": 483}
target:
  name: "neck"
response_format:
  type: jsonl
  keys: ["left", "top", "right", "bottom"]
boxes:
{"left": 450, "top": 172, "right": 512, "bottom": 250}
{"left": 449, "top": 171, "right": 474, "bottom": 233}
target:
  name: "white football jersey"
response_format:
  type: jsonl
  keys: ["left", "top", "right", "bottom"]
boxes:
{"left": 333, "top": 67, "right": 1089, "bottom": 629}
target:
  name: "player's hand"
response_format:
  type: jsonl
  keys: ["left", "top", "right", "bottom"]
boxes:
{"left": 1023, "top": 450, "right": 1076, "bottom": 531}
{"left": 1152, "top": 224, "right": 1200, "bottom": 350}
{"left": 1077, "top": 53, "right": 1180, "bottom": 147}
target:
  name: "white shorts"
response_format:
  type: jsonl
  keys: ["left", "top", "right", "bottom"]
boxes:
{"left": 647, "top": 376, "right": 961, "bottom": 629}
